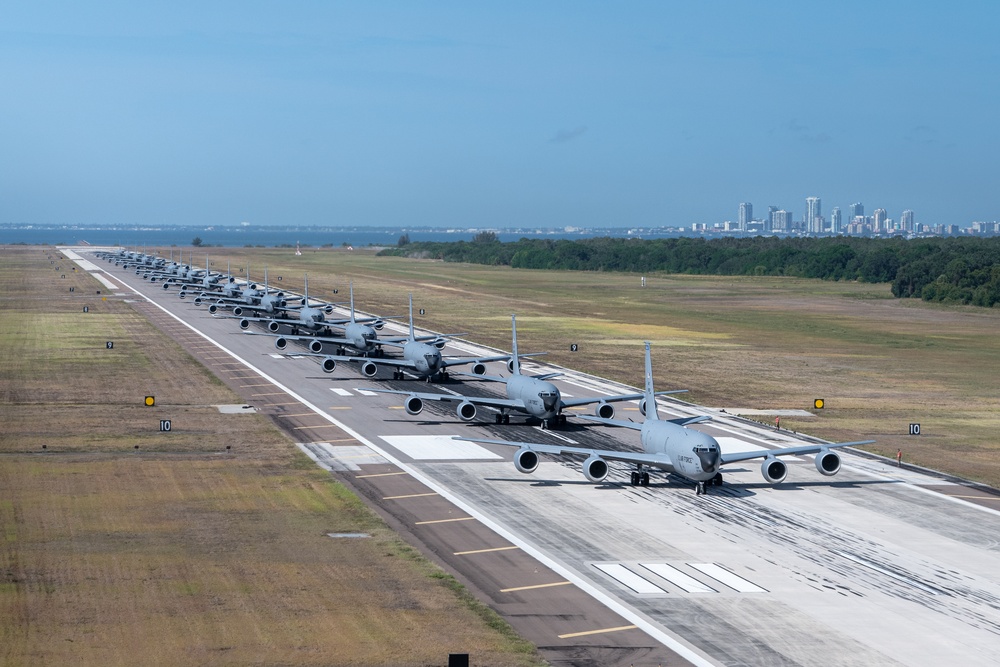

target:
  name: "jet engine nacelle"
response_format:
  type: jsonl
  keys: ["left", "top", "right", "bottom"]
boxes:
{"left": 162, "top": 283, "right": 171, "bottom": 289}
{"left": 433, "top": 338, "right": 447, "bottom": 350}
{"left": 404, "top": 395, "right": 423, "bottom": 415}
{"left": 267, "top": 321, "right": 280, "bottom": 333}
{"left": 309, "top": 340, "right": 323, "bottom": 353}
{"left": 193, "top": 297, "right": 202, "bottom": 306}
{"left": 239, "top": 319, "right": 251, "bottom": 330}
{"left": 322, "top": 358, "right": 337, "bottom": 373}
{"left": 361, "top": 361, "right": 378, "bottom": 377}
{"left": 470, "top": 362, "right": 487, "bottom": 376}
{"left": 582, "top": 455, "right": 610, "bottom": 483}
{"left": 761, "top": 457, "right": 788, "bottom": 484}
{"left": 595, "top": 402, "right": 615, "bottom": 419}
{"left": 233, "top": 306, "right": 243, "bottom": 316}
{"left": 814, "top": 448, "right": 841, "bottom": 477}
{"left": 274, "top": 337, "right": 288, "bottom": 350}
{"left": 178, "top": 291, "right": 186, "bottom": 299}
{"left": 372, "top": 320, "right": 385, "bottom": 331}
{"left": 208, "top": 304, "right": 218, "bottom": 314}
{"left": 456, "top": 401, "right": 477, "bottom": 421}
{"left": 507, "top": 359, "right": 516, "bottom": 373}
{"left": 513, "top": 448, "right": 539, "bottom": 474}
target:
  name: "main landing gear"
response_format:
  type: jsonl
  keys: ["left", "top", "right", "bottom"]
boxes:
{"left": 494, "top": 413, "right": 511, "bottom": 424}
{"left": 630, "top": 466, "right": 650, "bottom": 487}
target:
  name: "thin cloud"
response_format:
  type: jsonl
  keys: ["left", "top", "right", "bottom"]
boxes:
{"left": 550, "top": 126, "right": 588, "bottom": 144}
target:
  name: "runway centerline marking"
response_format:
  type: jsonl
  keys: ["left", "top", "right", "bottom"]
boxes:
{"left": 454, "top": 545, "right": 520, "bottom": 556}
{"left": 558, "top": 625, "right": 638, "bottom": 639}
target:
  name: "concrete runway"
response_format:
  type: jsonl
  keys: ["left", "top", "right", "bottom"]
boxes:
{"left": 72, "top": 249, "right": 1000, "bottom": 666}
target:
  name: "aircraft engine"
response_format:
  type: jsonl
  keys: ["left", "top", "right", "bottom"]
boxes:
{"left": 361, "top": 361, "right": 378, "bottom": 377}
{"left": 507, "top": 359, "right": 516, "bottom": 373}
{"left": 324, "top": 305, "right": 334, "bottom": 314}
{"left": 274, "top": 337, "right": 287, "bottom": 351}
{"left": 595, "top": 402, "right": 615, "bottom": 419}
{"left": 638, "top": 398, "right": 648, "bottom": 416}
{"left": 513, "top": 448, "right": 539, "bottom": 474}
{"left": 404, "top": 395, "right": 424, "bottom": 415}
{"left": 470, "top": 363, "right": 487, "bottom": 376}
{"left": 433, "top": 338, "right": 447, "bottom": 349}
{"left": 239, "top": 319, "right": 251, "bottom": 330}
{"left": 233, "top": 306, "right": 243, "bottom": 316}
{"left": 456, "top": 401, "right": 477, "bottom": 421}
{"left": 373, "top": 320, "right": 385, "bottom": 331}
{"left": 814, "top": 448, "right": 841, "bottom": 476}
{"left": 178, "top": 291, "right": 186, "bottom": 299}
{"left": 193, "top": 297, "right": 202, "bottom": 306}
{"left": 322, "top": 358, "right": 337, "bottom": 373}
{"left": 208, "top": 304, "right": 218, "bottom": 314}
{"left": 162, "top": 283, "right": 170, "bottom": 289}
{"left": 761, "top": 457, "right": 788, "bottom": 484}
{"left": 309, "top": 340, "right": 323, "bottom": 353}
{"left": 582, "top": 455, "right": 610, "bottom": 483}
{"left": 278, "top": 299, "right": 287, "bottom": 309}
{"left": 267, "top": 321, "right": 280, "bottom": 333}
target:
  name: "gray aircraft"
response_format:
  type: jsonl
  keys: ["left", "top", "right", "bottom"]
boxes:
{"left": 363, "top": 315, "right": 683, "bottom": 429}
{"left": 460, "top": 341, "right": 875, "bottom": 494}
{"left": 316, "top": 294, "right": 506, "bottom": 381}
{"left": 231, "top": 274, "right": 335, "bottom": 334}
{"left": 243, "top": 283, "right": 392, "bottom": 356}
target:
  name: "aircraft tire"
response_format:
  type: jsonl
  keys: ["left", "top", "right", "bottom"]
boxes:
{"left": 641, "top": 472, "right": 650, "bottom": 486}
{"left": 713, "top": 473, "right": 724, "bottom": 486}
{"left": 630, "top": 472, "right": 639, "bottom": 486}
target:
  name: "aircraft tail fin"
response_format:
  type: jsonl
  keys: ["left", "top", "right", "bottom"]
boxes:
{"left": 644, "top": 341, "right": 659, "bottom": 421}
{"left": 349, "top": 282, "right": 356, "bottom": 322}
{"left": 303, "top": 273, "right": 308, "bottom": 305}
{"left": 510, "top": 315, "right": 521, "bottom": 376}
{"left": 408, "top": 294, "right": 415, "bottom": 341}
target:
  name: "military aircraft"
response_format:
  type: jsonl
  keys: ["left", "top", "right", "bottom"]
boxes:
{"left": 309, "top": 294, "right": 506, "bottom": 381}
{"left": 459, "top": 342, "right": 875, "bottom": 494}
{"left": 243, "top": 282, "right": 392, "bottom": 356}
{"left": 362, "top": 315, "right": 684, "bottom": 429}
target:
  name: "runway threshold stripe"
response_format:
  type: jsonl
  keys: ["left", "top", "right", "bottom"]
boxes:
{"left": 383, "top": 492, "right": 438, "bottom": 500}
{"left": 356, "top": 471, "right": 409, "bottom": 478}
{"left": 415, "top": 517, "right": 475, "bottom": 525}
{"left": 500, "top": 580, "right": 571, "bottom": 593}
{"left": 689, "top": 563, "right": 766, "bottom": 593}
{"left": 454, "top": 545, "right": 520, "bottom": 556}
{"left": 557, "top": 625, "right": 638, "bottom": 640}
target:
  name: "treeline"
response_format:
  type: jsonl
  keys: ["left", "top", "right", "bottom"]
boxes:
{"left": 379, "top": 236, "right": 1000, "bottom": 307}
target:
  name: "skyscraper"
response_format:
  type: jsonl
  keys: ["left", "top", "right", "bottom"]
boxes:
{"left": 831, "top": 207, "right": 842, "bottom": 234}
{"left": 739, "top": 202, "right": 753, "bottom": 229}
{"left": 849, "top": 202, "right": 864, "bottom": 219}
{"left": 873, "top": 208, "right": 888, "bottom": 233}
{"left": 773, "top": 210, "right": 791, "bottom": 231}
{"left": 901, "top": 210, "right": 914, "bottom": 232}
{"left": 806, "top": 197, "right": 822, "bottom": 234}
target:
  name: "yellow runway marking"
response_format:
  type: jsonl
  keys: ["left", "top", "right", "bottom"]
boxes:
{"left": 557, "top": 624, "right": 637, "bottom": 639}
{"left": 950, "top": 494, "right": 1000, "bottom": 501}
{"left": 356, "top": 471, "right": 408, "bottom": 479}
{"left": 383, "top": 492, "right": 438, "bottom": 500}
{"left": 501, "top": 581, "right": 572, "bottom": 593}
{"left": 328, "top": 406, "right": 353, "bottom": 410}
{"left": 252, "top": 392, "right": 287, "bottom": 396}
{"left": 242, "top": 383, "right": 273, "bottom": 388}
{"left": 415, "top": 517, "right": 475, "bottom": 525}
{"left": 454, "top": 545, "right": 520, "bottom": 556}
{"left": 293, "top": 424, "right": 341, "bottom": 430}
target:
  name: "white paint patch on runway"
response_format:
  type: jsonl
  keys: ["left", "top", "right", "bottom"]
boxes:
{"left": 593, "top": 563, "right": 667, "bottom": 595}
{"left": 296, "top": 442, "right": 386, "bottom": 472}
{"left": 379, "top": 434, "right": 503, "bottom": 460}
{"left": 269, "top": 353, "right": 284, "bottom": 358}
{"left": 330, "top": 387, "right": 353, "bottom": 396}
{"left": 716, "top": 436, "right": 768, "bottom": 456}
{"left": 689, "top": 563, "right": 766, "bottom": 593}
{"left": 640, "top": 563, "right": 716, "bottom": 593}
{"left": 90, "top": 272, "right": 120, "bottom": 289}
{"left": 356, "top": 389, "right": 379, "bottom": 397}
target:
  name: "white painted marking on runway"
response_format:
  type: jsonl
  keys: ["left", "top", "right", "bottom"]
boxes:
{"left": 330, "top": 387, "right": 353, "bottom": 396}
{"left": 716, "top": 436, "right": 767, "bottom": 457}
{"left": 269, "top": 354, "right": 284, "bottom": 358}
{"left": 379, "top": 434, "right": 503, "bottom": 460}
{"left": 689, "top": 563, "right": 766, "bottom": 593}
{"left": 356, "top": 389, "right": 378, "bottom": 397}
{"left": 90, "top": 272, "right": 120, "bottom": 289}
{"left": 640, "top": 563, "right": 716, "bottom": 593}
{"left": 533, "top": 428, "right": 578, "bottom": 445}
{"left": 593, "top": 563, "right": 667, "bottom": 595}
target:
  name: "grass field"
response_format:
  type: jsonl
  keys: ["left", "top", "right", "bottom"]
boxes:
{"left": 0, "top": 247, "right": 541, "bottom": 666}
{"left": 189, "top": 245, "right": 1000, "bottom": 487}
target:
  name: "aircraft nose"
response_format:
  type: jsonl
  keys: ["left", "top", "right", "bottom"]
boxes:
{"left": 697, "top": 448, "right": 721, "bottom": 474}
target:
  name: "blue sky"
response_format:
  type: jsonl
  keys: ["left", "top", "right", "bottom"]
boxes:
{"left": 3, "top": 1, "right": 998, "bottom": 228}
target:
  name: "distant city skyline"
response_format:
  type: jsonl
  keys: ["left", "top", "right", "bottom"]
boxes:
{"left": 3, "top": 3, "right": 1000, "bottom": 228}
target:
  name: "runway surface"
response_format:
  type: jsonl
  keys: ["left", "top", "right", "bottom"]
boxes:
{"left": 71, "top": 249, "right": 1000, "bottom": 666}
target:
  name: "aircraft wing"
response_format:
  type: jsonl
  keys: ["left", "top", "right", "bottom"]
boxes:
{"left": 440, "top": 354, "right": 511, "bottom": 369}
{"left": 575, "top": 415, "right": 644, "bottom": 431}
{"left": 358, "top": 388, "right": 525, "bottom": 410}
{"left": 560, "top": 389, "right": 688, "bottom": 409}
{"left": 720, "top": 439, "right": 876, "bottom": 465}
{"left": 456, "top": 436, "right": 673, "bottom": 468}
{"left": 243, "top": 331, "right": 352, "bottom": 346}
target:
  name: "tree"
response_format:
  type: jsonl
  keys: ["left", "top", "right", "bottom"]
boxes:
{"left": 472, "top": 230, "right": 498, "bottom": 243}
{"left": 191, "top": 236, "right": 203, "bottom": 247}
{"left": 397, "top": 233, "right": 411, "bottom": 246}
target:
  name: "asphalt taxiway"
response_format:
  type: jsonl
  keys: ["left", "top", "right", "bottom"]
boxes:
{"left": 71, "top": 248, "right": 1000, "bottom": 666}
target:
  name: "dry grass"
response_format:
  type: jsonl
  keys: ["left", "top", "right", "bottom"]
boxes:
{"left": 0, "top": 247, "right": 541, "bottom": 666}
{"left": 198, "top": 246, "right": 1000, "bottom": 487}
